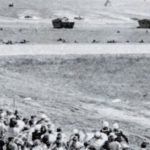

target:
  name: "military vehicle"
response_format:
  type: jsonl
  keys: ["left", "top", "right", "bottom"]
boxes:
{"left": 52, "top": 17, "right": 75, "bottom": 29}
{"left": 138, "top": 19, "right": 150, "bottom": 28}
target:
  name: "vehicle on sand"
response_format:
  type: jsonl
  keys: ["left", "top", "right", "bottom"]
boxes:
{"left": 138, "top": 19, "right": 150, "bottom": 28}
{"left": 52, "top": 17, "right": 75, "bottom": 29}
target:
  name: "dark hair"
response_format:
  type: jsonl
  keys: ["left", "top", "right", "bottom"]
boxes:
{"left": 29, "top": 120, "right": 34, "bottom": 126}
{"left": 9, "top": 118, "right": 17, "bottom": 128}
{"left": 42, "top": 135, "right": 49, "bottom": 144}
{"left": 31, "top": 115, "right": 36, "bottom": 119}
{"left": 41, "top": 126, "right": 47, "bottom": 134}
{"left": 56, "top": 141, "right": 61, "bottom": 147}
{"left": 23, "top": 118, "right": 28, "bottom": 124}
{"left": 14, "top": 110, "right": 18, "bottom": 116}
{"left": 8, "top": 137, "right": 14, "bottom": 142}
{"left": 88, "top": 146, "right": 96, "bottom": 150}
{"left": 141, "top": 142, "right": 147, "bottom": 148}
{"left": 57, "top": 128, "right": 62, "bottom": 133}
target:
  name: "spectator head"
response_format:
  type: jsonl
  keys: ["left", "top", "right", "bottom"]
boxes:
{"left": 9, "top": 118, "right": 17, "bottom": 128}
{"left": 94, "top": 131, "right": 102, "bottom": 139}
{"left": 88, "top": 146, "right": 96, "bottom": 150}
{"left": 23, "top": 118, "right": 29, "bottom": 125}
{"left": 42, "top": 134, "right": 49, "bottom": 144}
{"left": 40, "top": 125, "right": 47, "bottom": 134}
{"left": 73, "top": 136, "right": 78, "bottom": 142}
{"left": 73, "top": 129, "right": 79, "bottom": 134}
{"left": 57, "top": 133, "right": 62, "bottom": 140}
{"left": 8, "top": 137, "right": 14, "bottom": 142}
{"left": 33, "top": 140, "right": 41, "bottom": 147}
{"left": 14, "top": 110, "right": 18, "bottom": 116}
{"left": 102, "top": 121, "right": 109, "bottom": 128}
{"left": 113, "top": 123, "right": 119, "bottom": 130}
{"left": 141, "top": 141, "right": 149, "bottom": 148}
{"left": 57, "top": 128, "right": 62, "bottom": 133}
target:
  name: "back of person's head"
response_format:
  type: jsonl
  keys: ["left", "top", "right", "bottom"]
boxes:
{"left": 9, "top": 118, "right": 17, "bottom": 128}
{"left": 141, "top": 142, "right": 148, "bottom": 148}
{"left": 56, "top": 141, "right": 61, "bottom": 147}
{"left": 29, "top": 120, "right": 34, "bottom": 126}
{"left": 113, "top": 123, "right": 119, "bottom": 131}
{"left": 31, "top": 115, "right": 36, "bottom": 119}
{"left": 42, "top": 135, "right": 49, "bottom": 144}
{"left": 56, "top": 135, "right": 62, "bottom": 141}
{"left": 102, "top": 121, "right": 109, "bottom": 128}
{"left": 57, "top": 133, "right": 62, "bottom": 139}
{"left": 8, "top": 137, "right": 14, "bottom": 142}
{"left": 16, "top": 115, "right": 21, "bottom": 120}
{"left": 72, "top": 136, "right": 78, "bottom": 142}
{"left": 14, "top": 110, "right": 18, "bottom": 116}
{"left": 40, "top": 125, "right": 47, "bottom": 134}
{"left": 84, "top": 142, "right": 89, "bottom": 147}
{"left": 57, "top": 128, "right": 62, "bottom": 133}
{"left": 23, "top": 118, "right": 28, "bottom": 124}
{"left": 94, "top": 131, "right": 102, "bottom": 139}
{"left": 48, "top": 130, "right": 52, "bottom": 134}
{"left": 88, "top": 145, "right": 96, "bottom": 150}
{"left": 33, "top": 140, "right": 41, "bottom": 147}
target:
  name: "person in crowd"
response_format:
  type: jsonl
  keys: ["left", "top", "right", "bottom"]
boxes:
{"left": 112, "top": 123, "right": 129, "bottom": 150}
{"left": 107, "top": 133, "right": 122, "bottom": 150}
{"left": 6, "top": 137, "right": 18, "bottom": 150}
{"left": 100, "top": 121, "right": 112, "bottom": 136}
{"left": 6, "top": 118, "right": 20, "bottom": 138}
{"left": 88, "top": 131, "right": 107, "bottom": 150}
{"left": 29, "top": 115, "right": 37, "bottom": 127}
{"left": 70, "top": 129, "right": 80, "bottom": 141}
{"left": 112, "top": 123, "right": 128, "bottom": 144}
{"left": 140, "top": 141, "right": 149, "bottom": 150}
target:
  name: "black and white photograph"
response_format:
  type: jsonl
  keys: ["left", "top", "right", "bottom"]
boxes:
{"left": 0, "top": 0, "right": 149, "bottom": 150}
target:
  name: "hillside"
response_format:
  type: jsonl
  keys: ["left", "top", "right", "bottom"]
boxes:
{"left": 0, "top": 54, "right": 150, "bottom": 149}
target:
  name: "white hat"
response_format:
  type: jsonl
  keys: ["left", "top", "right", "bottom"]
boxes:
{"left": 76, "top": 142, "right": 84, "bottom": 149}
{"left": 103, "top": 121, "right": 109, "bottom": 128}
{"left": 40, "top": 113, "right": 48, "bottom": 119}
{"left": 73, "top": 129, "right": 79, "bottom": 134}
{"left": 113, "top": 123, "right": 119, "bottom": 130}
{"left": 94, "top": 131, "right": 102, "bottom": 138}
{"left": 40, "top": 113, "right": 51, "bottom": 122}
{"left": 34, "top": 124, "right": 42, "bottom": 131}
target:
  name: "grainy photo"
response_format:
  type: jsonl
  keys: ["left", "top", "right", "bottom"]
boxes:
{"left": 0, "top": 0, "right": 149, "bottom": 150}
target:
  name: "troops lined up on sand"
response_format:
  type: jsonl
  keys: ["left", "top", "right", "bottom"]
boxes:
{"left": 0, "top": 109, "right": 148, "bottom": 150}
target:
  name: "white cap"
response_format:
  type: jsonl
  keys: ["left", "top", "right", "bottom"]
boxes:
{"left": 103, "top": 121, "right": 109, "bottom": 128}
{"left": 73, "top": 129, "right": 79, "bottom": 134}
{"left": 34, "top": 124, "right": 42, "bottom": 131}
{"left": 113, "top": 123, "right": 119, "bottom": 130}
{"left": 76, "top": 142, "right": 84, "bottom": 148}
{"left": 94, "top": 131, "right": 102, "bottom": 138}
{"left": 40, "top": 113, "right": 48, "bottom": 119}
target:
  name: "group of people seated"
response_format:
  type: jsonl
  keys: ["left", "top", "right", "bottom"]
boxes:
{"left": 0, "top": 109, "right": 148, "bottom": 150}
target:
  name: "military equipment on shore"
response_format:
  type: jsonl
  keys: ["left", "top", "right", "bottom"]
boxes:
{"left": 52, "top": 18, "right": 75, "bottom": 29}
{"left": 24, "top": 15, "right": 32, "bottom": 19}
{"left": 138, "top": 19, "right": 150, "bottom": 28}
